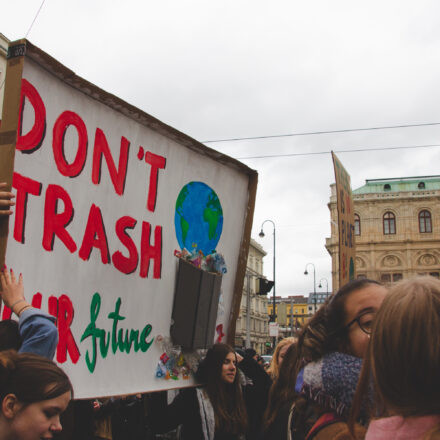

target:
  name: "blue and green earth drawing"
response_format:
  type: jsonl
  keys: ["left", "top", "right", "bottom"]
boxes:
{"left": 174, "top": 182, "right": 223, "bottom": 255}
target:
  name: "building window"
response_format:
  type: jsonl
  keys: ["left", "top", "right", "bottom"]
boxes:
{"left": 419, "top": 210, "right": 432, "bottom": 233}
{"left": 430, "top": 272, "right": 440, "bottom": 278}
{"left": 381, "top": 273, "right": 402, "bottom": 283}
{"left": 384, "top": 184, "right": 391, "bottom": 191}
{"left": 354, "top": 214, "right": 361, "bottom": 235}
{"left": 380, "top": 274, "right": 391, "bottom": 283}
{"left": 418, "top": 181, "right": 425, "bottom": 189}
{"left": 383, "top": 212, "right": 396, "bottom": 234}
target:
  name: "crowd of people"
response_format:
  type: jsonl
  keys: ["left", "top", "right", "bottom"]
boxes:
{"left": 2, "top": 265, "right": 440, "bottom": 439}
{"left": 1, "top": 181, "right": 440, "bottom": 440}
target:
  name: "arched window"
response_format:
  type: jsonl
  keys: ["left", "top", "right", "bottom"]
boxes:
{"left": 383, "top": 212, "right": 396, "bottom": 235}
{"left": 419, "top": 210, "right": 432, "bottom": 233}
{"left": 354, "top": 214, "right": 361, "bottom": 235}
{"left": 418, "top": 181, "right": 426, "bottom": 189}
{"left": 384, "top": 184, "right": 391, "bottom": 191}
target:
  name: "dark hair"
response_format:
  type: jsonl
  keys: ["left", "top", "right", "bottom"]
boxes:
{"left": 263, "top": 342, "right": 298, "bottom": 430}
{"left": 280, "top": 279, "right": 382, "bottom": 436}
{"left": 0, "top": 350, "right": 73, "bottom": 404}
{"left": 197, "top": 343, "right": 247, "bottom": 435}
{"left": 244, "top": 348, "right": 256, "bottom": 359}
{"left": 0, "top": 320, "right": 21, "bottom": 351}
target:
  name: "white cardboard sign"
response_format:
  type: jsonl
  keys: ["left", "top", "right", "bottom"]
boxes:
{"left": 0, "top": 41, "right": 257, "bottom": 398}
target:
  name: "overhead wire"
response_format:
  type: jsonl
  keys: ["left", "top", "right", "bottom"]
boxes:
{"left": 25, "top": 0, "right": 46, "bottom": 38}
{"left": 235, "top": 143, "right": 440, "bottom": 160}
{"left": 0, "top": 0, "right": 46, "bottom": 93}
{"left": 202, "top": 122, "right": 440, "bottom": 143}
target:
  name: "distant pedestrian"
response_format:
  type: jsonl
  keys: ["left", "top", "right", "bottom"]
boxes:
{"left": 266, "top": 337, "right": 296, "bottom": 380}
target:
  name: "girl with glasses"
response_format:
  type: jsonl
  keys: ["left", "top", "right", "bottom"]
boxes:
{"left": 351, "top": 276, "right": 440, "bottom": 439}
{"left": 272, "top": 279, "right": 387, "bottom": 440}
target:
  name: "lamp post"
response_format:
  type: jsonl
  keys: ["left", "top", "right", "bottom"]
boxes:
{"left": 259, "top": 220, "right": 276, "bottom": 349}
{"left": 318, "top": 277, "right": 329, "bottom": 300}
{"left": 304, "top": 263, "right": 316, "bottom": 313}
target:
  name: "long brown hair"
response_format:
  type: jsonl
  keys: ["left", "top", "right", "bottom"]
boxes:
{"left": 197, "top": 343, "right": 247, "bottom": 435}
{"left": 0, "top": 350, "right": 73, "bottom": 405}
{"left": 265, "top": 279, "right": 381, "bottom": 435}
{"left": 264, "top": 341, "right": 298, "bottom": 429}
{"left": 351, "top": 276, "right": 440, "bottom": 435}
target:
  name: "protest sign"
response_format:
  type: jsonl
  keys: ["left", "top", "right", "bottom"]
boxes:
{"left": 331, "top": 151, "right": 356, "bottom": 287}
{"left": 0, "top": 40, "right": 257, "bottom": 398}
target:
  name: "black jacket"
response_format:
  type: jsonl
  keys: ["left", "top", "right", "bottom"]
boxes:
{"left": 149, "top": 358, "right": 271, "bottom": 440}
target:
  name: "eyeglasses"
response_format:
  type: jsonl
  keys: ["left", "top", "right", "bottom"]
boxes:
{"left": 344, "top": 311, "right": 375, "bottom": 335}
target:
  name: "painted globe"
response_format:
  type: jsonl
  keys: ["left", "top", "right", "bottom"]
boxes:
{"left": 174, "top": 182, "right": 223, "bottom": 255}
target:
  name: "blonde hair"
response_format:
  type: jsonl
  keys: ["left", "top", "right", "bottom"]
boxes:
{"left": 266, "top": 337, "right": 296, "bottom": 379}
{"left": 351, "top": 276, "right": 440, "bottom": 434}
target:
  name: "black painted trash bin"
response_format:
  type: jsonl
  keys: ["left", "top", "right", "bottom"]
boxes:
{"left": 171, "top": 258, "right": 222, "bottom": 350}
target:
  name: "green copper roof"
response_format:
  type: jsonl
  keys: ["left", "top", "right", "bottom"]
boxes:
{"left": 353, "top": 176, "right": 440, "bottom": 194}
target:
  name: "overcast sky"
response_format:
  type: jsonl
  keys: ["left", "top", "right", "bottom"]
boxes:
{"left": 2, "top": 0, "right": 440, "bottom": 296}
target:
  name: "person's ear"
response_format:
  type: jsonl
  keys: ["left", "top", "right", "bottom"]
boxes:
{"left": 2, "top": 394, "right": 20, "bottom": 419}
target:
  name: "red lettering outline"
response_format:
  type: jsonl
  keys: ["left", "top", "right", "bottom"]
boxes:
{"left": 52, "top": 111, "right": 88, "bottom": 177}
{"left": 16, "top": 79, "right": 46, "bottom": 153}
{"left": 92, "top": 129, "right": 130, "bottom": 196}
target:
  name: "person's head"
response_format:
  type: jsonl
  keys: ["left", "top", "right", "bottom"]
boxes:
{"left": 244, "top": 348, "right": 257, "bottom": 361}
{"left": 197, "top": 344, "right": 247, "bottom": 434}
{"left": 0, "top": 320, "right": 21, "bottom": 351}
{"left": 267, "top": 337, "right": 297, "bottom": 379}
{"left": 198, "top": 343, "right": 238, "bottom": 385}
{"left": 0, "top": 350, "right": 72, "bottom": 440}
{"left": 370, "top": 276, "right": 440, "bottom": 416}
{"left": 299, "top": 278, "right": 387, "bottom": 361}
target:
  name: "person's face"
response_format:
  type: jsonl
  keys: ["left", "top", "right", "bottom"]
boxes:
{"left": 277, "top": 343, "right": 293, "bottom": 367}
{"left": 221, "top": 352, "right": 237, "bottom": 384}
{"left": 344, "top": 284, "right": 387, "bottom": 358}
{"left": 7, "top": 390, "right": 71, "bottom": 440}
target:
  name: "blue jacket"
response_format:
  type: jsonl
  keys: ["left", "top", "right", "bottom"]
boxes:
{"left": 18, "top": 308, "right": 58, "bottom": 359}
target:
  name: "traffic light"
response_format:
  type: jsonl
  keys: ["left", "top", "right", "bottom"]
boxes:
{"left": 258, "top": 277, "right": 274, "bottom": 295}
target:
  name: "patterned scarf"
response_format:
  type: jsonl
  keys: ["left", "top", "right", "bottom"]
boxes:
{"left": 295, "top": 352, "right": 368, "bottom": 419}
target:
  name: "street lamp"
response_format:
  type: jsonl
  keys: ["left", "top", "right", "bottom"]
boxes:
{"left": 304, "top": 263, "right": 316, "bottom": 313}
{"left": 318, "top": 277, "right": 329, "bottom": 300}
{"left": 259, "top": 220, "right": 276, "bottom": 348}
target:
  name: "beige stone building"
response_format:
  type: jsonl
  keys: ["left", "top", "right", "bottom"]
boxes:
{"left": 326, "top": 176, "right": 440, "bottom": 290}
{"left": 235, "top": 238, "right": 270, "bottom": 353}
{"left": 0, "top": 34, "right": 10, "bottom": 120}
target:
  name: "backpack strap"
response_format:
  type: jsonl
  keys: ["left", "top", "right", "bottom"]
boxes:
{"left": 305, "top": 412, "right": 343, "bottom": 440}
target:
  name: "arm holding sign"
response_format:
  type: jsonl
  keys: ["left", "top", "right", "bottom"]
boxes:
{"left": 0, "top": 182, "right": 15, "bottom": 216}
{"left": 0, "top": 268, "right": 58, "bottom": 359}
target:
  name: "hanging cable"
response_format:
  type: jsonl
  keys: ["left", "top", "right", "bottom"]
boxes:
{"left": 203, "top": 122, "right": 440, "bottom": 144}
{"left": 235, "top": 143, "right": 440, "bottom": 160}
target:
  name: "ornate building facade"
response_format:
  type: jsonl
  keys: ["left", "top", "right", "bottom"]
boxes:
{"left": 234, "top": 238, "right": 270, "bottom": 353}
{"left": 0, "top": 34, "right": 9, "bottom": 121}
{"left": 326, "top": 176, "right": 440, "bottom": 290}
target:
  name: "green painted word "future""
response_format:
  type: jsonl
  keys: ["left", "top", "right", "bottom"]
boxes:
{"left": 81, "top": 292, "right": 154, "bottom": 373}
